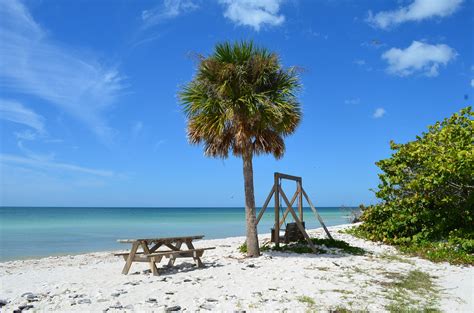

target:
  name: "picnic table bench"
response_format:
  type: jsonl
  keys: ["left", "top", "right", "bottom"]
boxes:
{"left": 115, "top": 235, "right": 215, "bottom": 276}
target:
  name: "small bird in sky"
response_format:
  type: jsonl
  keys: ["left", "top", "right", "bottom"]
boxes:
{"left": 371, "top": 39, "right": 382, "bottom": 46}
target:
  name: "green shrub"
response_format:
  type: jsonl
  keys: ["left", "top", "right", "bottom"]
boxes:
{"left": 358, "top": 106, "right": 473, "bottom": 247}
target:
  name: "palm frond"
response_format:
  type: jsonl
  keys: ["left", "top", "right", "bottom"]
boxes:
{"left": 179, "top": 41, "right": 302, "bottom": 158}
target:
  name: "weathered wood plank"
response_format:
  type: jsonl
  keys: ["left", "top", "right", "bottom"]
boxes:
{"left": 279, "top": 186, "right": 318, "bottom": 253}
{"left": 298, "top": 180, "right": 303, "bottom": 221}
{"left": 147, "top": 247, "right": 215, "bottom": 258}
{"left": 167, "top": 241, "right": 183, "bottom": 266}
{"left": 275, "top": 172, "right": 302, "bottom": 182}
{"left": 274, "top": 173, "right": 280, "bottom": 247}
{"left": 121, "top": 242, "right": 139, "bottom": 275}
{"left": 278, "top": 189, "right": 299, "bottom": 228}
{"left": 256, "top": 185, "right": 275, "bottom": 224}
{"left": 141, "top": 241, "right": 159, "bottom": 276}
{"left": 185, "top": 240, "right": 204, "bottom": 267}
{"left": 117, "top": 235, "right": 204, "bottom": 243}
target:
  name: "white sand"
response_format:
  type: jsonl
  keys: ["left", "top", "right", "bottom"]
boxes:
{"left": 1, "top": 224, "right": 472, "bottom": 312}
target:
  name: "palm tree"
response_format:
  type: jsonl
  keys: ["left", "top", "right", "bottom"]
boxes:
{"left": 179, "top": 41, "right": 301, "bottom": 257}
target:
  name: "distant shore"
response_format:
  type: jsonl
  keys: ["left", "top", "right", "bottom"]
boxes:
{"left": 1, "top": 224, "right": 472, "bottom": 312}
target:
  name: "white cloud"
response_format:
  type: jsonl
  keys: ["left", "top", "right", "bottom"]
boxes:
{"left": 142, "top": 0, "right": 198, "bottom": 28}
{"left": 367, "top": 0, "right": 463, "bottom": 29}
{"left": 154, "top": 139, "right": 166, "bottom": 151}
{"left": 0, "top": 99, "right": 45, "bottom": 134}
{"left": 471, "top": 79, "right": 474, "bottom": 88}
{"left": 14, "top": 129, "right": 38, "bottom": 141}
{"left": 131, "top": 121, "right": 144, "bottom": 137}
{"left": 373, "top": 108, "right": 386, "bottom": 119}
{"left": 344, "top": 98, "right": 360, "bottom": 105}
{"left": 0, "top": 154, "right": 115, "bottom": 177}
{"left": 219, "top": 0, "right": 285, "bottom": 31}
{"left": 382, "top": 41, "right": 456, "bottom": 77}
{"left": 0, "top": 0, "right": 125, "bottom": 142}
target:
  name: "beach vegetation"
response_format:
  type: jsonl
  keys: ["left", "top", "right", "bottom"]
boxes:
{"left": 377, "top": 253, "right": 415, "bottom": 265}
{"left": 297, "top": 295, "right": 317, "bottom": 311}
{"left": 180, "top": 41, "right": 301, "bottom": 257}
{"left": 238, "top": 241, "right": 271, "bottom": 253}
{"left": 329, "top": 306, "right": 369, "bottom": 313}
{"left": 383, "top": 270, "right": 440, "bottom": 312}
{"left": 244, "top": 237, "right": 366, "bottom": 255}
{"left": 350, "top": 106, "right": 474, "bottom": 265}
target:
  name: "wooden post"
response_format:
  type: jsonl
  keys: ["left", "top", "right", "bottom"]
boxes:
{"left": 121, "top": 242, "right": 139, "bottom": 275}
{"left": 274, "top": 172, "right": 280, "bottom": 248}
{"left": 298, "top": 179, "right": 303, "bottom": 222}
{"left": 141, "top": 241, "right": 159, "bottom": 276}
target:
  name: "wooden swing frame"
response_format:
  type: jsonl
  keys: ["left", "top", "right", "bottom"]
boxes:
{"left": 256, "top": 172, "right": 333, "bottom": 252}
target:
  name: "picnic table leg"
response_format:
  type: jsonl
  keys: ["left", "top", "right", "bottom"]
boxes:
{"left": 167, "top": 241, "right": 183, "bottom": 267}
{"left": 185, "top": 240, "right": 204, "bottom": 268}
{"left": 141, "top": 242, "right": 160, "bottom": 276}
{"left": 122, "top": 242, "right": 139, "bottom": 275}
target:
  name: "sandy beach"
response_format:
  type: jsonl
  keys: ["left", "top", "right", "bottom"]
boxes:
{"left": 1, "top": 224, "right": 472, "bottom": 312}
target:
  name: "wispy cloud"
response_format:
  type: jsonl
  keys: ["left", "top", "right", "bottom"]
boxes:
{"left": 154, "top": 139, "right": 166, "bottom": 151}
{"left": 0, "top": 0, "right": 125, "bottom": 142}
{"left": 17, "top": 141, "right": 55, "bottom": 162}
{"left": 344, "top": 98, "right": 360, "bottom": 105}
{"left": 0, "top": 154, "right": 115, "bottom": 177}
{"left": 142, "top": 0, "right": 199, "bottom": 28}
{"left": 382, "top": 41, "right": 456, "bottom": 77}
{"left": 219, "top": 0, "right": 285, "bottom": 31}
{"left": 373, "top": 108, "right": 386, "bottom": 119}
{"left": 0, "top": 99, "right": 45, "bottom": 134}
{"left": 14, "top": 129, "right": 38, "bottom": 141}
{"left": 471, "top": 79, "right": 474, "bottom": 88}
{"left": 367, "top": 0, "right": 463, "bottom": 29}
{"left": 131, "top": 121, "right": 144, "bottom": 137}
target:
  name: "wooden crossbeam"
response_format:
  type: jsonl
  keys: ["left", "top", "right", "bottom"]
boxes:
{"left": 141, "top": 241, "right": 159, "bottom": 275}
{"left": 256, "top": 185, "right": 275, "bottom": 224}
{"left": 275, "top": 172, "right": 302, "bottom": 182}
{"left": 278, "top": 186, "right": 318, "bottom": 253}
{"left": 302, "top": 188, "right": 333, "bottom": 240}
{"left": 278, "top": 189, "right": 299, "bottom": 228}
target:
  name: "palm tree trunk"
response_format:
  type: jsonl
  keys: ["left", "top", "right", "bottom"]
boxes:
{"left": 242, "top": 148, "right": 260, "bottom": 257}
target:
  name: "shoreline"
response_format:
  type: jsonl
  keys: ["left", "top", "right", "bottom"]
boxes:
{"left": 1, "top": 224, "right": 472, "bottom": 312}
{"left": 0, "top": 206, "right": 353, "bottom": 262}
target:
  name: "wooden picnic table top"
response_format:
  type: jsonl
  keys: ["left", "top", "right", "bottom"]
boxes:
{"left": 117, "top": 235, "right": 204, "bottom": 244}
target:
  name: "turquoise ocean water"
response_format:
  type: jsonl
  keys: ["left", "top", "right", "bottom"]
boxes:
{"left": 0, "top": 207, "right": 351, "bottom": 261}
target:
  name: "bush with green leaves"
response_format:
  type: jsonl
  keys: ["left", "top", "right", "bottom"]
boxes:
{"left": 358, "top": 106, "right": 473, "bottom": 248}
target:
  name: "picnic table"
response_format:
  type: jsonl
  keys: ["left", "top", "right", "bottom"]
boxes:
{"left": 115, "top": 235, "right": 215, "bottom": 276}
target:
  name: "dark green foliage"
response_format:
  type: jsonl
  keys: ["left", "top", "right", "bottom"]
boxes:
{"left": 238, "top": 241, "right": 271, "bottom": 253}
{"left": 273, "top": 242, "right": 326, "bottom": 254}
{"left": 239, "top": 237, "right": 365, "bottom": 255}
{"left": 310, "top": 238, "right": 366, "bottom": 255}
{"left": 354, "top": 106, "right": 474, "bottom": 264}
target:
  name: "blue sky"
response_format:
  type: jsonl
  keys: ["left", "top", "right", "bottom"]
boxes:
{"left": 0, "top": 0, "right": 472, "bottom": 207}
